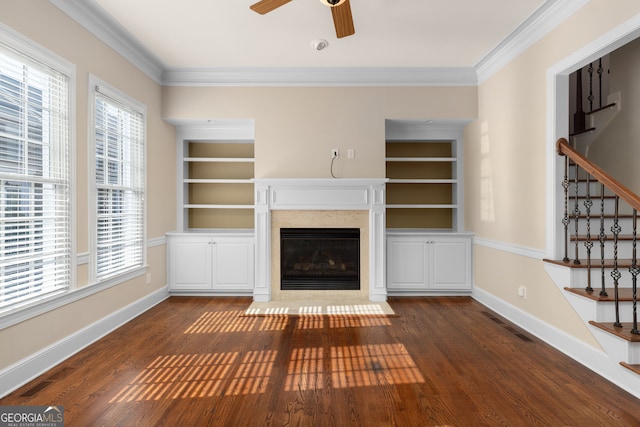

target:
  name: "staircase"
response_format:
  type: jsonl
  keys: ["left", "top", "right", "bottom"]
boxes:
{"left": 544, "top": 138, "right": 640, "bottom": 396}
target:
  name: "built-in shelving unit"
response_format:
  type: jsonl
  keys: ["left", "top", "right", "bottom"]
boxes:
{"left": 384, "top": 120, "right": 471, "bottom": 295}
{"left": 183, "top": 140, "right": 254, "bottom": 229}
{"left": 169, "top": 121, "right": 256, "bottom": 295}
{"left": 170, "top": 119, "right": 256, "bottom": 231}
{"left": 385, "top": 140, "right": 459, "bottom": 229}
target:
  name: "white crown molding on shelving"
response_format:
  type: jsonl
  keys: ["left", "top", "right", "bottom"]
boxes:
{"left": 49, "top": 0, "right": 587, "bottom": 87}
{"left": 168, "top": 119, "right": 256, "bottom": 140}
{"left": 385, "top": 119, "right": 471, "bottom": 141}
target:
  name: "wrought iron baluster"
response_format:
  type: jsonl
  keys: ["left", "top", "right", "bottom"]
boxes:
{"left": 562, "top": 155, "right": 570, "bottom": 262}
{"left": 631, "top": 209, "right": 639, "bottom": 335}
{"left": 574, "top": 68, "right": 586, "bottom": 132}
{"left": 584, "top": 175, "right": 593, "bottom": 292}
{"left": 573, "top": 165, "right": 581, "bottom": 264}
{"left": 597, "top": 58, "right": 604, "bottom": 110}
{"left": 611, "top": 196, "right": 622, "bottom": 328}
{"left": 599, "top": 184, "right": 608, "bottom": 297}
{"left": 587, "top": 62, "right": 594, "bottom": 112}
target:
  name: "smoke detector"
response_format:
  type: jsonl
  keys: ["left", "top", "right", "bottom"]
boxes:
{"left": 311, "top": 39, "right": 329, "bottom": 51}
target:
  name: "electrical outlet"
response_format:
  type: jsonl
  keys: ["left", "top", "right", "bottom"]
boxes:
{"left": 331, "top": 148, "right": 339, "bottom": 158}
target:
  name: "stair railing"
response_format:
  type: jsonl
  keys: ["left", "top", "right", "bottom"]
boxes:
{"left": 557, "top": 137, "right": 639, "bottom": 334}
{"left": 572, "top": 58, "right": 609, "bottom": 135}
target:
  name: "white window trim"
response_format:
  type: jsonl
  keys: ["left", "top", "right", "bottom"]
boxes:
{"left": 0, "top": 24, "right": 77, "bottom": 325}
{"left": 87, "top": 74, "right": 147, "bottom": 285}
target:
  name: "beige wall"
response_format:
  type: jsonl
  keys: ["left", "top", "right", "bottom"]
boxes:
{"left": 465, "top": 0, "right": 640, "bottom": 346}
{"left": 162, "top": 86, "right": 477, "bottom": 178}
{"left": 0, "top": 1, "right": 176, "bottom": 369}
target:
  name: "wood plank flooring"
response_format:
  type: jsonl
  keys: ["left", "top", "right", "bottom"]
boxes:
{"left": 1, "top": 296, "right": 639, "bottom": 426}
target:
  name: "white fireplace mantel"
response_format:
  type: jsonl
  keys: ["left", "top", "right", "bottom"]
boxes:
{"left": 253, "top": 178, "right": 388, "bottom": 302}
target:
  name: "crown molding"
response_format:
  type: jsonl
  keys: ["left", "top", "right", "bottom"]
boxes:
{"left": 384, "top": 119, "right": 472, "bottom": 141}
{"left": 49, "top": 0, "right": 587, "bottom": 87}
{"left": 161, "top": 67, "right": 478, "bottom": 87}
{"left": 49, "top": 0, "right": 164, "bottom": 84}
{"left": 474, "top": 0, "right": 590, "bottom": 83}
{"left": 166, "top": 119, "right": 256, "bottom": 140}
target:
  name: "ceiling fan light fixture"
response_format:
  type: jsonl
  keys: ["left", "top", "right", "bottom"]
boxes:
{"left": 319, "top": 0, "right": 346, "bottom": 7}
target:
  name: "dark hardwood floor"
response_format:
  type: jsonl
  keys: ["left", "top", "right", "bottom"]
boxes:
{"left": 2, "top": 296, "right": 639, "bottom": 426}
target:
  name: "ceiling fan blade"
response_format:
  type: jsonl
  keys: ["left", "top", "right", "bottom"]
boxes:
{"left": 250, "top": 0, "right": 292, "bottom": 15}
{"left": 331, "top": 0, "right": 355, "bottom": 38}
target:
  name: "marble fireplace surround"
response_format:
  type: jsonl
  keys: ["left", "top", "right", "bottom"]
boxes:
{"left": 253, "top": 179, "right": 387, "bottom": 302}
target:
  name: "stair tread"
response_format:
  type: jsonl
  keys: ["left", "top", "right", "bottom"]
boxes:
{"left": 620, "top": 362, "right": 640, "bottom": 376}
{"left": 569, "top": 127, "right": 596, "bottom": 137}
{"left": 587, "top": 102, "right": 617, "bottom": 115}
{"left": 588, "top": 321, "right": 640, "bottom": 342}
{"left": 544, "top": 258, "right": 637, "bottom": 268}
{"left": 564, "top": 287, "right": 637, "bottom": 302}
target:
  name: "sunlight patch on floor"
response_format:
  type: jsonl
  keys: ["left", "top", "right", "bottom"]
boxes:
{"left": 244, "top": 300, "right": 395, "bottom": 316}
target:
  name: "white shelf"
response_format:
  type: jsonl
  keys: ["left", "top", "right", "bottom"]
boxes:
{"left": 386, "top": 139, "right": 463, "bottom": 230}
{"left": 387, "top": 204, "right": 458, "bottom": 209}
{"left": 185, "top": 179, "right": 253, "bottom": 184}
{"left": 185, "top": 204, "right": 254, "bottom": 209}
{"left": 387, "top": 179, "right": 457, "bottom": 184}
{"left": 385, "top": 157, "right": 456, "bottom": 162}
{"left": 176, "top": 128, "right": 255, "bottom": 231}
{"left": 184, "top": 157, "right": 255, "bottom": 163}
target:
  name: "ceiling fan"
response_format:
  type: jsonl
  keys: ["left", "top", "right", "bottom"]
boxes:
{"left": 250, "top": 0, "right": 355, "bottom": 39}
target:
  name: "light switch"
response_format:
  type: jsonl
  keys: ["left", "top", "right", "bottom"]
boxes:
{"left": 347, "top": 148, "right": 355, "bottom": 159}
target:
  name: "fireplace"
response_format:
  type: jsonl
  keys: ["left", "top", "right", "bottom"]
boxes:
{"left": 280, "top": 228, "right": 360, "bottom": 290}
{"left": 253, "top": 178, "right": 387, "bottom": 302}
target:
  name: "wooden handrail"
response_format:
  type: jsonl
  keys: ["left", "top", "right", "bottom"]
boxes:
{"left": 557, "top": 138, "right": 640, "bottom": 212}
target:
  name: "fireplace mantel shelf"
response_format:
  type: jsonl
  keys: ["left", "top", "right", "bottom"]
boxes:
{"left": 252, "top": 178, "right": 388, "bottom": 185}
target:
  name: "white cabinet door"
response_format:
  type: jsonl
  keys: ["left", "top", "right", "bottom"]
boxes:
{"left": 386, "top": 233, "right": 473, "bottom": 293}
{"left": 169, "top": 236, "right": 212, "bottom": 290}
{"left": 168, "top": 234, "right": 254, "bottom": 293}
{"left": 430, "top": 238, "right": 471, "bottom": 290}
{"left": 212, "top": 239, "right": 254, "bottom": 291}
{"left": 387, "top": 238, "right": 428, "bottom": 290}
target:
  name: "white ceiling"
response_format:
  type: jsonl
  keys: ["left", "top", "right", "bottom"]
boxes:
{"left": 52, "top": 0, "right": 580, "bottom": 85}
{"left": 92, "top": 0, "right": 545, "bottom": 69}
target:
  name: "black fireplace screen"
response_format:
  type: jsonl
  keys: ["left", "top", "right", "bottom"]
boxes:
{"left": 280, "top": 228, "right": 360, "bottom": 290}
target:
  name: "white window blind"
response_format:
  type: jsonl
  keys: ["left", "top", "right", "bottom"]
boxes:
{"left": 93, "top": 83, "right": 145, "bottom": 281}
{"left": 0, "top": 43, "right": 71, "bottom": 312}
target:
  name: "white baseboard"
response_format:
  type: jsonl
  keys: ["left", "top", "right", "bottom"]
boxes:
{"left": 0, "top": 287, "right": 170, "bottom": 398}
{"left": 472, "top": 287, "right": 640, "bottom": 399}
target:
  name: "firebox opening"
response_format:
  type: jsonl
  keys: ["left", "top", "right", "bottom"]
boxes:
{"left": 280, "top": 228, "right": 360, "bottom": 291}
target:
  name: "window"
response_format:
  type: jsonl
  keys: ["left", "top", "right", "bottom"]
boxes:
{"left": 0, "top": 30, "right": 72, "bottom": 313}
{"left": 90, "top": 77, "right": 145, "bottom": 282}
